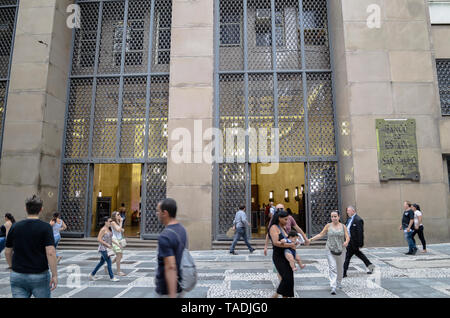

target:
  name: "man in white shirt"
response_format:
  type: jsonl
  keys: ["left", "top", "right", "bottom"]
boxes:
{"left": 229, "top": 205, "right": 255, "bottom": 255}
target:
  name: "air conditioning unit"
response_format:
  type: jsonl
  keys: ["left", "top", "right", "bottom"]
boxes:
{"left": 256, "top": 9, "right": 271, "bottom": 20}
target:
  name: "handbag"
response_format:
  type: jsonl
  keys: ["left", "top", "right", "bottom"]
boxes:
{"left": 120, "top": 238, "right": 127, "bottom": 248}
{"left": 330, "top": 250, "right": 342, "bottom": 256}
{"left": 226, "top": 227, "right": 236, "bottom": 238}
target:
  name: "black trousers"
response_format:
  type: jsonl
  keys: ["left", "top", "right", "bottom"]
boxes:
{"left": 412, "top": 225, "right": 426, "bottom": 250}
{"left": 343, "top": 245, "right": 372, "bottom": 276}
{"left": 272, "top": 251, "right": 294, "bottom": 297}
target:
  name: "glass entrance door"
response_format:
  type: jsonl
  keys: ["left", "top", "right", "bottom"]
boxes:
{"left": 90, "top": 164, "right": 142, "bottom": 238}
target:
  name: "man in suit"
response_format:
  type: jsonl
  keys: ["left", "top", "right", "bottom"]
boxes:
{"left": 343, "top": 206, "right": 375, "bottom": 278}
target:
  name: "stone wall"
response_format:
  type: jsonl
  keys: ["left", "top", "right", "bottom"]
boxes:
{"left": 166, "top": 0, "right": 214, "bottom": 250}
{"left": 330, "top": 0, "right": 449, "bottom": 246}
{"left": 0, "top": 0, "right": 73, "bottom": 220}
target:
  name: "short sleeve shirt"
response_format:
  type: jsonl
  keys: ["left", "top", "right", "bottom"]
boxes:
{"left": 285, "top": 216, "right": 297, "bottom": 233}
{"left": 5, "top": 219, "right": 55, "bottom": 274}
{"left": 414, "top": 211, "right": 423, "bottom": 227}
{"left": 402, "top": 209, "right": 414, "bottom": 229}
{"left": 155, "top": 223, "right": 187, "bottom": 295}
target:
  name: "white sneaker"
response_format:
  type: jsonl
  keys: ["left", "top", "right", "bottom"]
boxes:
{"left": 367, "top": 264, "right": 375, "bottom": 274}
{"left": 330, "top": 288, "right": 336, "bottom": 295}
{"left": 110, "top": 277, "right": 120, "bottom": 282}
{"left": 88, "top": 274, "right": 98, "bottom": 281}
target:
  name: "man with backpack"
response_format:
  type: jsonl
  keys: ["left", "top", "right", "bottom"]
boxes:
{"left": 155, "top": 198, "right": 195, "bottom": 298}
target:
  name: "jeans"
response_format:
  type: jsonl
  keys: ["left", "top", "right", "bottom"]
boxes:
{"left": 91, "top": 250, "right": 114, "bottom": 279}
{"left": 0, "top": 237, "right": 5, "bottom": 255}
{"left": 327, "top": 250, "right": 346, "bottom": 289}
{"left": 403, "top": 229, "right": 417, "bottom": 253}
{"left": 54, "top": 235, "right": 61, "bottom": 258}
{"left": 229, "top": 227, "right": 253, "bottom": 252}
{"left": 10, "top": 271, "right": 51, "bottom": 298}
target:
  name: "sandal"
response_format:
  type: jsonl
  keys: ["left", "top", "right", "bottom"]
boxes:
{"left": 117, "top": 272, "right": 127, "bottom": 276}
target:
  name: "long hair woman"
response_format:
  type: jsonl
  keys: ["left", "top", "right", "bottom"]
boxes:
{"left": 0, "top": 213, "right": 15, "bottom": 255}
{"left": 268, "top": 209, "right": 296, "bottom": 298}
{"left": 110, "top": 211, "right": 126, "bottom": 276}
{"left": 411, "top": 204, "right": 427, "bottom": 253}
{"left": 310, "top": 210, "right": 350, "bottom": 295}
{"left": 89, "top": 217, "right": 119, "bottom": 282}
{"left": 49, "top": 212, "right": 67, "bottom": 264}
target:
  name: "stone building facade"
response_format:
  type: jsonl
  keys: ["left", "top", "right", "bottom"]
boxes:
{"left": 0, "top": 0, "right": 448, "bottom": 250}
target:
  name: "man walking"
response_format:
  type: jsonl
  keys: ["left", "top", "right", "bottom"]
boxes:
{"left": 5, "top": 195, "right": 58, "bottom": 298}
{"left": 343, "top": 206, "right": 375, "bottom": 278}
{"left": 399, "top": 201, "right": 417, "bottom": 255}
{"left": 155, "top": 198, "right": 188, "bottom": 298}
{"left": 229, "top": 205, "right": 255, "bottom": 255}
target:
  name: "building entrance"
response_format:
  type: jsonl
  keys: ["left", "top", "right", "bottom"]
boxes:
{"left": 90, "top": 164, "right": 142, "bottom": 238}
{"left": 250, "top": 163, "right": 306, "bottom": 239}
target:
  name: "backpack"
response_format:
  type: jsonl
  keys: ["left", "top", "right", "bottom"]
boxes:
{"left": 165, "top": 228, "right": 197, "bottom": 292}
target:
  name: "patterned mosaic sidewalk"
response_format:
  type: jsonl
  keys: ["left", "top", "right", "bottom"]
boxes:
{"left": 1, "top": 243, "right": 450, "bottom": 298}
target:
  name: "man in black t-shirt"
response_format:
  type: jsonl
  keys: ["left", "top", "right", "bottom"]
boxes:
{"left": 155, "top": 198, "right": 187, "bottom": 298}
{"left": 5, "top": 195, "right": 58, "bottom": 298}
{"left": 399, "top": 201, "right": 417, "bottom": 255}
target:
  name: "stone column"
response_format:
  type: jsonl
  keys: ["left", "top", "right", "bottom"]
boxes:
{"left": 330, "top": 0, "right": 449, "bottom": 246}
{"left": 0, "top": 0, "right": 73, "bottom": 220}
{"left": 167, "top": 0, "right": 214, "bottom": 250}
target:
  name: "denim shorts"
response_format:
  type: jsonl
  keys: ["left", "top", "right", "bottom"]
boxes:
{"left": 10, "top": 271, "right": 51, "bottom": 298}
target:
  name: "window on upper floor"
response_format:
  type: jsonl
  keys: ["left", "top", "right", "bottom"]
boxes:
{"left": 437, "top": 59, "right": 450, "bottom": 116}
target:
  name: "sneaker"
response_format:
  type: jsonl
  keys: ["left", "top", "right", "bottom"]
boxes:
{"left": 405, "top": 252, "right": 413, "bottom": 255}
{"left": 331, "top": 288, "right": 336, "bottom": 295}
{"left": 230, "top": 251, "right": 238, "bottom": 255}
{"left": 367, "top": 264, "right": 375, "bottom": 274}
{"left": 343, "top": 274, "right": 347, "bottom": 278}
{"left": 249, "top": 248, "right": 255, "bottom": 254}
{"left": 337, "top": 284, "right": 343, "bottom": 290}
{"left": 88, "top": 274, "right": 98, "bottom": 281}
{"left": 110, "top": 277, "right": 120, "bottom": 282}
{"left": 412, "top": 248, "right": 418, "bottom": 255}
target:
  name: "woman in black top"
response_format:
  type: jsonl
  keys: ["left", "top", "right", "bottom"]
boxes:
{"left": 269, "top": 210, "right": 296, "bottom": 298}
{"left": 0, "top": 213, "right": 15, "bottom": 255}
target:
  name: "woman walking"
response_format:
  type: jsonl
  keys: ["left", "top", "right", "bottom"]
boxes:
{"left": 50, "top": 212, "right": 67, "bottom": 263}
{"left": 0, "top": 213, "right": 15, "bottom": 255}
{"left": 310, "top": 210, "right": 349, "bottom": 295}
{"left": 268, "top": 210, "right": 296, "bottom": 298}
{"left": 411, "top": 204, "right": 427, "bottom": 253}
{"left": 110, "top": 211, "right": 126, "bottom": 276}
{"left": 89, "top": 217, "right": 119, "bottom": 282}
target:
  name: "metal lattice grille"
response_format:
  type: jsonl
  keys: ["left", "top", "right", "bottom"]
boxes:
{"left": 216, "top": 0, "right": 338, "bottom": 238}
{"left": 447, "top": 158, "right": 450, "bottom": 192}
{"left": 120, "top": 76, "right": 146, "bottom": 158}
{"left": 0, "top": 1, "right": 18, "bottom": 159}
{"left": 249, "top": 73, "right": 275, "bottom": 159}
{"left": 308, "top": 161, "right": 338, "bottom": 236}
{"left": 219, "top": 74, "right": 245, "bottom": 160}
{"left": 65, "top": 79, "right": 93, "bottom": 158}
{"left": 92, "top": 77, "right": 120, "bottom": 158}
{"left": 61, "top": 0, "right": 172, "bottom": 237}
{"left": 307, "top": 72, "right": 335, "bottom": 156}
{"left": 278, "top": 73, "right": 305, "bottom": 157}
{"left": 0, "top": 82, "right": 6, "bottom": 143}
{"left": 60, "top": 164, "right": 89, "bottom": 233}
{"left": 437, "top": 59, "right": 450, "bottom": 116}
{"left": 218, "top": 164, "right": 247, "bottom": 236}
{"left": 148, "top": 75, "right": 169, "bottom": 159}
{"left": 72, "top": 2, "right": 99, "bottom": 75}
{"left": 144, "top": 163, "right": 167, "bottom": 234}
{"left": 0, "top": 5, "right": 16, "bottom": 78}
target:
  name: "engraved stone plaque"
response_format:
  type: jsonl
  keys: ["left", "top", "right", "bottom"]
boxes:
{"left": 376, "top": 119, "right": 420, "bottom": 181}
